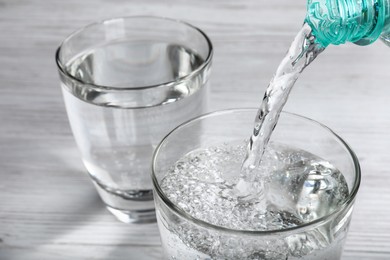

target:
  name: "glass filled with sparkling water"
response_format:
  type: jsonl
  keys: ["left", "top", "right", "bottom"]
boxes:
{"left": 55, "top": 16, "right": 212, "bottom": 223}
{"left": 152, "top": 109, "right": 360, "bottom": 259}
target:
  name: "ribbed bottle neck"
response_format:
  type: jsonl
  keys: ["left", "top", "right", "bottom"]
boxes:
{"left": 305, "top": 0, "right": 389, "bottom": 47}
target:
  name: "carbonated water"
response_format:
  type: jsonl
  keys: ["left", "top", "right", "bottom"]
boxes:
{"left": 158, "top": 142, "right": 351, "bottom": 259}
{"left": 156, "top": 23, "right": 352, "bottom": 260}
{"left": 242, "top": 23, "right": 324, "bottom": 171}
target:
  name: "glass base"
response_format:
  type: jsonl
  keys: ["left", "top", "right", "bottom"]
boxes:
{"left": 91, "top": 179, "right": 156, "bottom": 223}
{"left": 106, "top": 206, "right": 156, "bottom": 224}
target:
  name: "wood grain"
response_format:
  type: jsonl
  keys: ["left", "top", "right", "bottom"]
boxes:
{"left": 1, "top": 0, "right": 390, "bottom": 259}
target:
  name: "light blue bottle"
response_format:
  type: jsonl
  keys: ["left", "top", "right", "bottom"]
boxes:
{"left": 305, "top": 0, "right": 390, "bottom": 47}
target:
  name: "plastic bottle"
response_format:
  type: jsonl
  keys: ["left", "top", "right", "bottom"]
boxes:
{"left": 305, "top": 0, "right": 390, "bottom": 47}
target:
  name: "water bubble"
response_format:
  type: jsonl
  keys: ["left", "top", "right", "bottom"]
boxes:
{"left": 160, "top": 141, "right": 349, "bottom": 258}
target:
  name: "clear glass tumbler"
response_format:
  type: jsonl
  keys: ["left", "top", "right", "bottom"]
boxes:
{"left": 56, "top": 16, "right": 212, "bottom": 223}
{"left": 152, "top": 109, "right": 360, "bottom": 259}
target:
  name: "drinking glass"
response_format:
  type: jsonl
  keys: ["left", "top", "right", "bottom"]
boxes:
{"left": 152, "top": 109, "right": 360, "bottom": 259}
{"left": 56, "top": 16, "right": 212, "bottom": 223}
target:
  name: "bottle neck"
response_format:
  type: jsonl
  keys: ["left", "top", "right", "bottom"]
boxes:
{"left": 305, "top": 0, "right": 390, "bottom": 47}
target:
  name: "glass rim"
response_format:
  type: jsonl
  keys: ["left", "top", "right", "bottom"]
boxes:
{"left": 152, "top": 108, "right": 361, "bottom": 236}
{"left": 55, "top": 15, "right": 213, "bottom": 92}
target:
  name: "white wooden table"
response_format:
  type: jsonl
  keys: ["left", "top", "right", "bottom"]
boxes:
{"left": 1, "top": 0, "right": 390, "bottom": 259}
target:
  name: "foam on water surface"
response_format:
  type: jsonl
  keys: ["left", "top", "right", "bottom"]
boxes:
{"left": 160, "top": 142, "right": 349, "bottom": 232}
